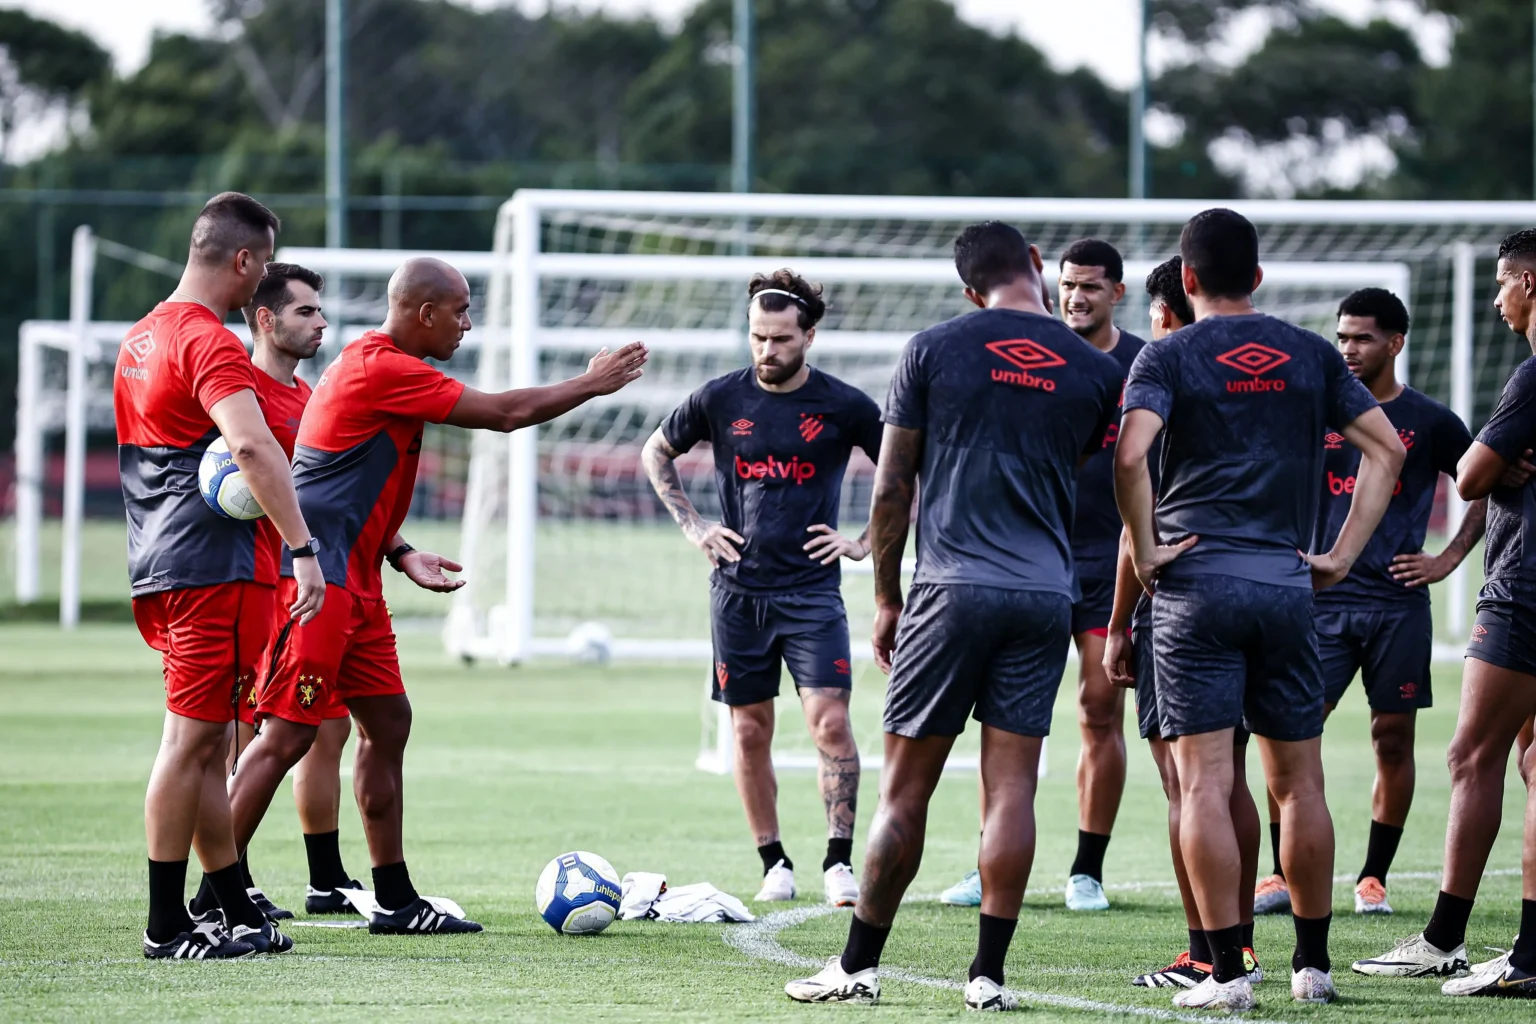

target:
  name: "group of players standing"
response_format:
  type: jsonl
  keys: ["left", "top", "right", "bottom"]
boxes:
{"left": 639, "top": 212, "right": 1536, "bottom": 1009}
{"left": 115, "top": 191, "right": 1536, "bottom": 1010}
{"left": 117, "top": 192, "right": 648, "bottom": 959}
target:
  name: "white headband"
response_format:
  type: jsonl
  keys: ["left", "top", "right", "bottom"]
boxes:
{"left": 751, "top": 288, "right": 807, "bottom": 308}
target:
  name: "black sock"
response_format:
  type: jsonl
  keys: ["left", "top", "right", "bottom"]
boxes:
{"left": 1189, "top": 928, "right": 1212, "bottom": 964}
{"left": 206, "top": 861, "right": 264, "bottom": 930}
{"left": 1241, "top": 920, "right": 1254, "bottom": 951}
{"left": 1423, "top": 890, "right": 1475, "bottom": 953}
{"left": 1291, "top": 913, "right": 1331, "bottom": 973}
{"left": 969, "top": 913, "right": 1018, "bottom": 986}
{"left": 840, "top": 913, "right": 891, "bottom": 974}
{"left": 1357, "top": 820, "right": 1404, "bottom": 884}
{"left": 239, "top": 850, "right": 254, "bottom": 890}
{"left": 1269, "top": 821, "right": 1284, "bottom": 879}
{"left": 147, "top": 859, "right": 195, "bottom": 943}
{"left": 1510, "top": 900, "right": 1536, "bottom": 973}
{"left": 304, "top": 830, "right": 350, "bottom": 890}
{"left": 1208, "top": 924, "right": 1245, "bottom": 983}
{"left": 823, "top": 838, "right": 853, "bottom": 872}
{"left": 1068, "top": 830, "right": 1111, "bottom": 883}
{"left": 757, "top": 841, "right": 792, "bottom": 875}
{"left": 188, "top": 872, "right": 218, "bottom": 917}
{"left": 372, "top": 861, "right": 419, "bottom": 911}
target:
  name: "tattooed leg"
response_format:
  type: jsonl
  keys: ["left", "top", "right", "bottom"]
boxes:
{"left": 731, "top": 700, "right": 780, "bottom": 846}
{"left": 802, "top": 688, "right": 858, "bottom": 838}
{"left": 855, "top": 731, "right": 956, "bottom": 927}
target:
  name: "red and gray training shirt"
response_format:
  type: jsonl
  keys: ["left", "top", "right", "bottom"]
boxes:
{"left": 253, "top": 368, "right": 313, "bottom": 584}
{"left": 114, "top": 302, "right": 264, "bottom": 597}
{"left": 287, "top": 330, "right": 465, "bottom": 597}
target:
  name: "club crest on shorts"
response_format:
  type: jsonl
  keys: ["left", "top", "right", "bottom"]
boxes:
{"left": 715, "top": 662, "right": 729, "bottom": 688}
{"left": 296, "top": 673, "right": 323, "bottom": 708}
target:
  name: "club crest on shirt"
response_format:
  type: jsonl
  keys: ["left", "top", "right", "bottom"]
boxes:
{"left": 799, "top": 414, "right": 825, "bottom": 442}
{"left": 1397, "top": 428, "right": 1416, "bottom": 451}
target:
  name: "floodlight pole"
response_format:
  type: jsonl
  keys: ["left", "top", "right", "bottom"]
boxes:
{"left": 732, "top": 0, "right": 755, "bottom": 195}
{"left": 326, "top": 0, "right": 348, "bottom": 250}
{"left": 1129, "top": 0, "right": 1148, "bottom": 201}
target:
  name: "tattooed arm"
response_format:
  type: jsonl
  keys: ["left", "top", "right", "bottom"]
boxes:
{"left": 641, "top": 427, "right": 743, "bottom": 566}
{"left": 869, "top": 424, "right": 923, "bottom": 673}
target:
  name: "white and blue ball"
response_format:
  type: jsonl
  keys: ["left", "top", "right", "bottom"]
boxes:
{"left": 198, "top": 436, "right": 266, "bottom": 520}
{"left": 535, "top": 851, "right": 621, "bottom": 935}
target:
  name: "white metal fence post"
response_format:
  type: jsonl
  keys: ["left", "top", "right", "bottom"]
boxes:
{"left": 61, "top": 226, "right": 95, "bottom": 630}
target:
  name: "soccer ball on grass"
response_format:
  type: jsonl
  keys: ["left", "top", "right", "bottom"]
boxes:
{"left": 198, "top": 436, "right": 266, "bottom": 520}
{"left": 535, "top": 851, "right": 621, "bottom": 935}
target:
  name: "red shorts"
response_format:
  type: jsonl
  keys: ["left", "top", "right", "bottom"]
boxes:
{"left": 238, "top": 586, "right": 349, "bottom": 726}
{"left": 255, "top": 580, "right": 405, "bottom": 727}
{"left": 133, "top": 581, "right": 274, "bottom": 723}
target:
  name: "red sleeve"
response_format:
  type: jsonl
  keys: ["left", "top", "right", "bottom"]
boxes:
{"left": 186, "top": 322, "right": 258, "bottom": 413}
{"left": 365, "top": 347, "right": 466, "bottom": 424}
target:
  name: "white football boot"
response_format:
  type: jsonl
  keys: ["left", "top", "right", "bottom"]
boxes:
{"left": 1351, "top": 933, "right": 1469, "bottom": 977}
{"left": 1064, "top": 873, "right": 1109, "bottom": 911}
{"left": 963, "top": 976, "right": 1019, "bottom": 1011}
{"left": 1171, "top": 974, "right": 1255, "bottom": 1011}
{"left": 1291, "top": 966, "right": 1336, "bottom": 1003}
{"left": 755, "top": 859, "right": 796, "bottom": 902}
{"left": 784, "top": 957, "right": 879, "bottom": 1003}
{"left": 823, "top": 863, "right": 859, "bottom": 907}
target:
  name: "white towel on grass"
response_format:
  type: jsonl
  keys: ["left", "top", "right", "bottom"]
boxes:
{"left": 619, "top": 872, "right": 754, "bottom": 923}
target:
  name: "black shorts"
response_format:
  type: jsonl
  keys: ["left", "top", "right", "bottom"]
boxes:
{"left": 709, "top": 584, "right": 852, "bottom": 706}
{"left": 1071, "top": 576, "right": 1116, "bottom": 636}
{"left": 883, "top": 583, "right": 1071, "bottom": 739}
{"left": 1316, "top": 604, "right": 1434, "bottom": 712}
{"left": 1466, "top": 581, "right": 1536, "bottom": 679}
{"left": 1132, "top": 623, "right": 1161, "bottom": 741}
{"left": 1152, "top": 573, "right": 1323, "bottom": 742}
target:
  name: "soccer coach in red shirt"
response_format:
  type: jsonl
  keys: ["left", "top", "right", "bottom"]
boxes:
{"left": 116, "top": 192, "right": 324, "bottom": 959}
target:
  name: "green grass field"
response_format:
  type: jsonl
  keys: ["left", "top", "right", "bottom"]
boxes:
{"left": 1, "top": 623, "right": 1531, "bottom": 1022}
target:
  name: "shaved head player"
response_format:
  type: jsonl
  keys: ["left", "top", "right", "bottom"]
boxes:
{"left": 225, "top": 258, "right": 647, "bottom": 934}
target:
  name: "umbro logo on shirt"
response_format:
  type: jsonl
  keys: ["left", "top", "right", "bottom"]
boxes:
{"left": 730, "top": 418, "right": 754, "bottom": 436}
{"left": 1324, "top": 432, "right": 1345, "bottom": 449}
{"left": 125, "top": 331, "right": 156, "bottom": 363}
{"left": 986, "top": 338, "right": 1065, "bottom": 392}
{"left": 1216, "top": 343, "right": 1290, "bottom": 393}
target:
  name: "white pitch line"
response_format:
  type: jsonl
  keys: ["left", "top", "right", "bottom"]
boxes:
{"left": 724, "top": 904, "right": 1290, "bottom": 1023}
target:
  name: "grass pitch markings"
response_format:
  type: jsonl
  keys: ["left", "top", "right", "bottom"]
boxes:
{"left": 726, "top": 904, "right": 1291, "bottom": 1023}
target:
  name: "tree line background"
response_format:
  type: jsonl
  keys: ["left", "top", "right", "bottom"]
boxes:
{"left": 0, "top": 0, "right": 1532, "bottom": 445}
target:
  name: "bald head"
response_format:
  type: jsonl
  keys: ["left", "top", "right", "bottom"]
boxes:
{"left": 382, "top": 256, "right": 474, "bottom": 360}
{"left": 388, "top": 257, "right": 468, "bottom": 312}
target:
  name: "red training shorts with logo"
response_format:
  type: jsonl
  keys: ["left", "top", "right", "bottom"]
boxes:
{"left": 255, "top": 580, "right": 405, "bottom": 727}
{"left": 237, "top": 587, "right": 348, "bottom": 726}
{"left": 133, "top": 581, "right": 274, "bottom": 723}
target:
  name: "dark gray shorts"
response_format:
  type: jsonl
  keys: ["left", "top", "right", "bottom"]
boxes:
{"left": 1316, "top": 603, "right": 1434, "bottom": 711}
{"left": 1152, "top": 573, "right": 1323, "bottom": 742}
{"left": 883, "top": 583, "right": 1071, "bottom": 739}
{"left": 709, "top": 583, "right": 852, "bottom": 706}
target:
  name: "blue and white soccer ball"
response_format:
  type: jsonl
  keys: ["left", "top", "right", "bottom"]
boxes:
{"left": 198, "top": 436, "right": 266, "bottom": 520}
{"left": 535, "top": 851, "right": 621, "bottom": 935}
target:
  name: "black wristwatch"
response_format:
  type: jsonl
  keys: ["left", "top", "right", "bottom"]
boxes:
{"left": 386, "top": 542, "right": 415, "bottom": 572}
{"left": 287, "top": 538, "right": 320, "bottom": 560}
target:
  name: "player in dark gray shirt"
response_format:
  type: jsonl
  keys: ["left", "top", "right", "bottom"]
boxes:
{"left": 785, "top": 222, "right": 1121, "bottom": 1010}
{"left": 1354, "top": 229, "right": 1536, "bottom": 997}
{"left": 1117, "top": 210, "right": 1403, "bottom": 1009}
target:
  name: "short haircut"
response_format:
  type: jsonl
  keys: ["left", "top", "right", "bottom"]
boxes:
{"left": 189, "top": 191, "right": 279, "bottom": 267}
{"left": 1179, "top": 208, "right": 1259, "bottom": 300}
{"left": 1336, "top": 287, "right": 1409, "bottom": 337}
{"left": 242, "top": 262, "right": 324, "bottom": 332}
{"left": 1059, "top": 238, "right": 1124, "bottom": 283}
{"left": 1498, "top": 228, "right": 1536, "bottom": 267}
{"left": 1145, "top": 256, "right": 1194, "bottom": 327}
{"left": 953, "top": 221, "right": 1036, "bottom": 296}
{"left": 747, "top": 268, "right": 826, "bottom": 329}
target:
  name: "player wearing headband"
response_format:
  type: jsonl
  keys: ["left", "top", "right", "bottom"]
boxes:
{"left": 643, "top": 269, "right": 883, "bottom": 907}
